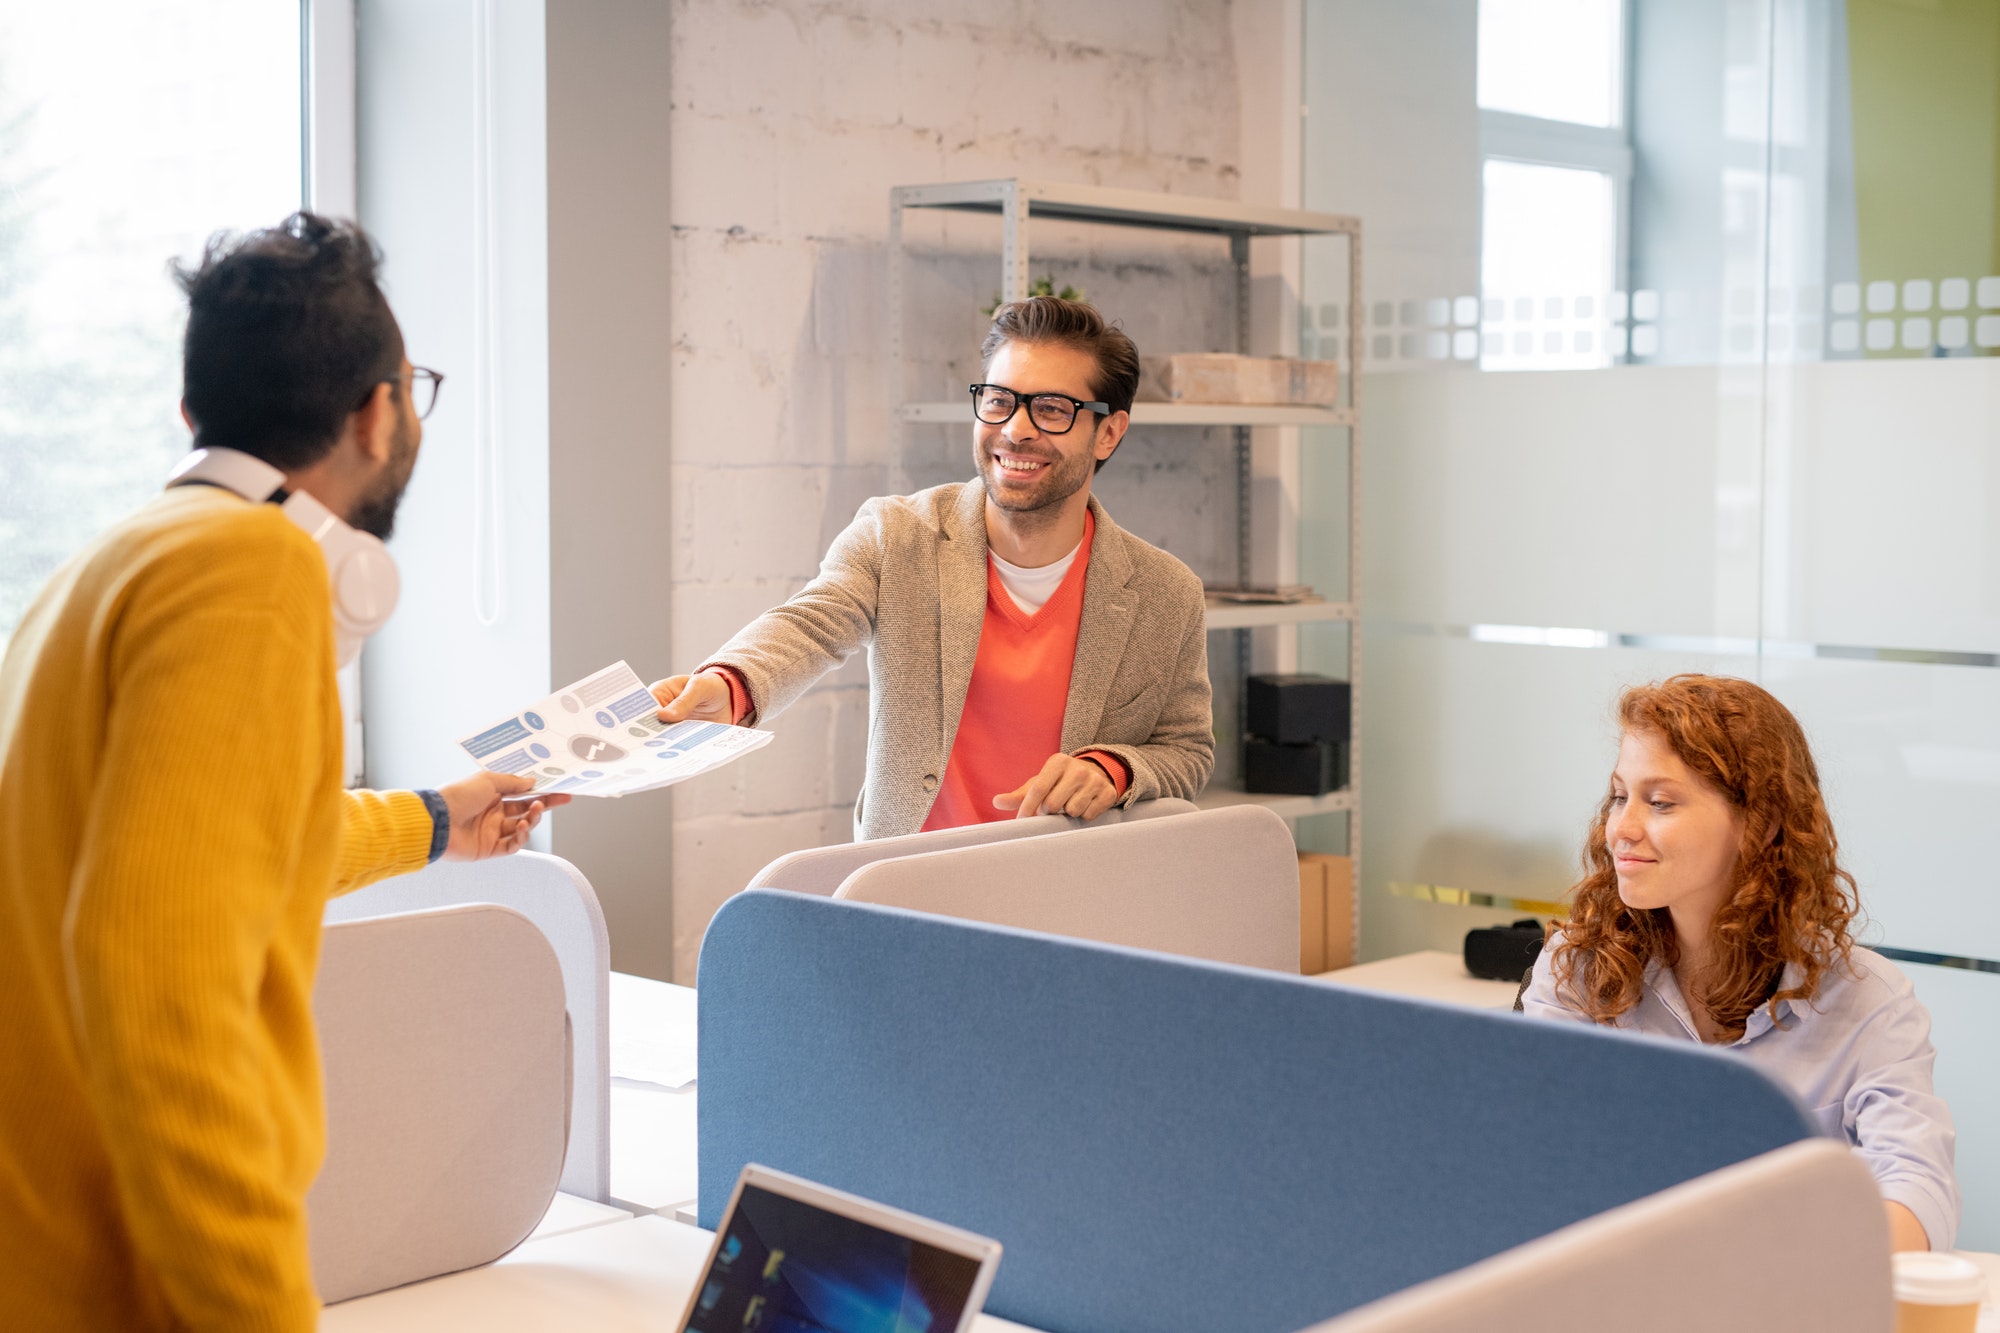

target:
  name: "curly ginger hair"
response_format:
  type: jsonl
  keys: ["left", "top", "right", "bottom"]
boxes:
{"left": 1549, "top": 674, "right": 1859, "bottom": 1040}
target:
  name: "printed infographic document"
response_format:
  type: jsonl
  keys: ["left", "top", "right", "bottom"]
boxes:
{"left": 458, "top": 660, "right": 772, "bottom": 798}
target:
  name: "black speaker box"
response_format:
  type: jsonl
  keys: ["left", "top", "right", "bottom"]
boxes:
{"left": 1243, "top": 737, "right": 1348, "bottom": 796}
{"left": 1247, "top": 673, "right": 1351, "bottom": 746}
{"left": 1464, "top": 919, "right": 1547, "bottom": 983}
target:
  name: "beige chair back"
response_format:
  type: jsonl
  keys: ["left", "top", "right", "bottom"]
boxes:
{"left": 1298, "top": 1139, "right": 1892, "bottom": 1333}
{"left": 749, "top": 796, "right": 1199, "bottom": 896}
{"left": 325, "top": 851, "right": 609, "bottom": 1201}
{"left": 832, "top": 803, "right": 1298, "bottom": 971}
{"left": 310, "top": 904, "right": 569, "bottom": 1304}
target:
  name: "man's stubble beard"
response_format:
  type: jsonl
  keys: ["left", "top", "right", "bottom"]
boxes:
{"left": 348, "top": 406, "right": 418, "bottom": 541}
{"left": 972, "top": 430, "right": 1096, "bottom": 518}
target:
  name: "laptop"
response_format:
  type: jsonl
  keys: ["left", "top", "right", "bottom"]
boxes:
{"left": 677, "top": 1164, "right": 1004, "bottom": 1333}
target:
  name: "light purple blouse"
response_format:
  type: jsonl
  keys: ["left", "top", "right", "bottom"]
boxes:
{"left": 1521, "top": 937, "right": 1960, "bottom": 1250}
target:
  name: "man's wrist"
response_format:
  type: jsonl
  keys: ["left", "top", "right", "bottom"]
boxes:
{"left": 415, "top": 789, "right": 450, "bottom": 863}
{"left": 698, "top": 664, "right": 754, "bottom": 726}
{"left": 1077, "top": 750, "right": 1131, "bottom": 796}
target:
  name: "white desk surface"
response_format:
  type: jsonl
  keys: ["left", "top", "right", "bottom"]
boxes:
{"left": 323, "top": 1214, "right": 1045, "bottom": 1332}
{"left": 525, "top": 1190, "right": 631, "bottom": 1243}
{"left": 1313, "top": 949, "right": 1524, "bottom": 1010}
{"left": 606, "top": 971, "right": 701, "bottom": 1216}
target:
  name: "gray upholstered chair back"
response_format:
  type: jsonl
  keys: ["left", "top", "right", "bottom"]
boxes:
{"left": 310, "top": 904, "right": 569, "bottom": 1304}
{"left": 832, "top": 803, "right": 1298, "bottom": 971}
{"left": 325, "top": 851, "right": 609, "bottom": 1200}
{"left": 1299, "top": 1140, "right": 1892, "bottom": 1333}
{"left": 749, "top": 796, "right": 1200, "bottom": 897}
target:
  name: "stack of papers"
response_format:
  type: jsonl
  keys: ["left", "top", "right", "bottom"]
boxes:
{"left": 458, "top": 660, "right": 773, "bottom": 798}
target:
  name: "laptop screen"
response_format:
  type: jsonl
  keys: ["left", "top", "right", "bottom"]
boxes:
{"left": 683, "top": 1181, "right": 989, "bottom": 1333}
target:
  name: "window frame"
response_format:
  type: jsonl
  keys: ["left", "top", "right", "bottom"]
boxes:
{"left": 303, "top": 0, "right": 366, "bottom": 784}
{"left": 1476, "top": 0, "right": 1635, "bottom": 363}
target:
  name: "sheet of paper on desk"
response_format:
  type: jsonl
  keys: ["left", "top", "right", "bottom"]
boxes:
{"left": 457, "top": 660, "right": 773, "bottom": 799}
{"left": 608, "top": 971, "right": 698, "bottom": 1089}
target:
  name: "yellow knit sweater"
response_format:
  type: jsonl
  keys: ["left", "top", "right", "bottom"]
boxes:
{"left": 0, "top": 486, "right": 435, "bottom": 1330}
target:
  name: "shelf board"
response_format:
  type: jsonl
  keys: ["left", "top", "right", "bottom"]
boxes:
{"left": 1195, "top": 786, "right": 1356, "bottom": 820}
{"left": 898, "top": 401, "right": 1354, "bottom": 429}
{"left": 1203, "top": 599, "right": 1356, "bottom": 631}
{"left": 892, "top": 178, "right": 1360, "bottom": 239}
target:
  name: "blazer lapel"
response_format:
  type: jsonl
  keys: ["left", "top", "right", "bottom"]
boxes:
{"left": 937, "top": 483, "right": 991, "bottom": 753}
{"left": 1062, "top": 496, "right": 1137, "bottom": 750}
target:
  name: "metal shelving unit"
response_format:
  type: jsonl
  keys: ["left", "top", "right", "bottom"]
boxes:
{"left": 887, "top": 178, "right": 1363, "bottom": 859}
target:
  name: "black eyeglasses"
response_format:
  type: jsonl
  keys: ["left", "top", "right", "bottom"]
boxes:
{"left": 407, "top": 366, "right": 445, "bottom": 419}
{"left": 969, "top": 382, "right": 1109, "bottom": 435}
{"left": 364, "top": 366, "right": 445, "bottom": 419}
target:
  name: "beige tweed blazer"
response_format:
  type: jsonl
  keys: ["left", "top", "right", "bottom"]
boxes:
{"left": 700, "top": 481, "right": 1214, "bottom": 839}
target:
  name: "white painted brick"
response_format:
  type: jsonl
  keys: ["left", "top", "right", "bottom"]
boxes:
{"left": 1027, "top": 0, "right": 1201, "bottom": 60}
{"left": 670, "top": 113, "right": 784, "bottom": 233}
{"left": 803, "top": 12, "right": 914, "bottom": 135}
{"left": 671, "top": 577, "right": 806, "bottom": 669}
{"left": 828, "top": 686, "right": 870, "bottom": 807}
{"left": 670, "top": 3, "right": 814, "bottom": 122}
{"left": 673, "top": 464, "right": 830, "bottom": 584}
{"left": 672, "top": 805, "right": 855, "bottom": 982}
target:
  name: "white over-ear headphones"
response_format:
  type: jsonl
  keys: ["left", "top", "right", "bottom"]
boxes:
{"left": 166, "top": 447, "right": 400, "bottom": 668}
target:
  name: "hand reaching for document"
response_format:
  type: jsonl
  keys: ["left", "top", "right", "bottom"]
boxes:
{"left": 437, "top": 771, "right": 571, "bottom": 861}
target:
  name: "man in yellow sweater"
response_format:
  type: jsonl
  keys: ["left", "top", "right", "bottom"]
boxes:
{"left": 0, "top": 213, "right": 562, "bottom": 1329}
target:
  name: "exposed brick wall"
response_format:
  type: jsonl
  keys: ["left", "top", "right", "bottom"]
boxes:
{"left": 667, "top": 0, "right": 1249, "bottom": 980}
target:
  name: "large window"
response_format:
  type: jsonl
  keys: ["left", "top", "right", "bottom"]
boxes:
{"left": 1476, "top": 0, "right": 1631, "bottom": 370}
{"left": 0, "top": 2, "right": 303, "bottom": 651}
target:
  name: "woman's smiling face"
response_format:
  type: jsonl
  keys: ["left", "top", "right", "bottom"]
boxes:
{"left": 1604, "top": 727, "right": 1744, "bottom": 921}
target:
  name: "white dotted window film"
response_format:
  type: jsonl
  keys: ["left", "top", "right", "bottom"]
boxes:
{"left": 1479, "top": 158, "right": 1616, "bottom": 371}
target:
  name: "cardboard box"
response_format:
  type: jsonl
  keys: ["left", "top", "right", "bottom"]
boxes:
{"left": 1298, "top": 852, "right": 1355, "bottom": 974}
{"left": 1136, "top": 353, "right": 1341, "bottom": 405}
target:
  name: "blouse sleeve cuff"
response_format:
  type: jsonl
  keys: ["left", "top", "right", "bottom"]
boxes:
{"left": 1881, "top": 1181, "right": 1957, "bottom": 1253}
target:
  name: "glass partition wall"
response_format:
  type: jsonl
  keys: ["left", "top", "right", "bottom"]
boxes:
{"left": 1305, "top": 0, "right": 2000, "bottom": 1246}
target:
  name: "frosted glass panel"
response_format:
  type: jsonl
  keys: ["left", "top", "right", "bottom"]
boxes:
{"left": 1770, "top": 358, "right": 2000, "bottom": 652}
{"left": 1764, "top": 658, "right": 2000, "bottom": 960}
{"left": 1305, "top": 0, "right": 2000, "bottom": 1252}
{"left": 1366, "top": 368, "right": 1756, "bottom": 637}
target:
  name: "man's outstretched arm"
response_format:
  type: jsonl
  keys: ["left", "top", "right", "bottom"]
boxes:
{"left": 649, "top": 498, "right": 889, "bottom": 728}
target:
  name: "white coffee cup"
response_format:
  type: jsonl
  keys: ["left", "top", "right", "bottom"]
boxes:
{"left": 1893, "top": 1252, "right": 1985, "bottom": 1333}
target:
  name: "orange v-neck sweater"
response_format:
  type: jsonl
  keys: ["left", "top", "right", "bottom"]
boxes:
{"left": 709, "top": 509, "right": 1127, "bottom": 829}
{"left": 923, "top": 510, "right": 1123, "bottom": 830}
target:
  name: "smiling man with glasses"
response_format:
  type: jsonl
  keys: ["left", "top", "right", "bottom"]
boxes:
{"left": 653, "top": 295, "right": 1212, "bottom": 836}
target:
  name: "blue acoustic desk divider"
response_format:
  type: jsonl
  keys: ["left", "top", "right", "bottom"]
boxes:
{"left": 698, "top": 891, "right": 1815, "bottom": 1333}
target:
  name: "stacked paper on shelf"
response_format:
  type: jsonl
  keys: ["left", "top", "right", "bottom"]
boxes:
{"left": 1204, "top": 583, "right": 1319, "bottom": 604}
{"left": 457, "top": 660, "right": 772, "bottom": 798}
{"left": 1137, "top": 353, "right": 1340, "bottom": 405}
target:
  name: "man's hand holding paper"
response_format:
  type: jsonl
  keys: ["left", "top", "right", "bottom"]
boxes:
{"left": 459, "top": 660, "right": 772, "bottom": 799}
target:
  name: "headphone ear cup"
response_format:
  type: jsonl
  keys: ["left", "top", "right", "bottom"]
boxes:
{"left": 329, "top": 539, "right": 401, "bottom": 639}
{"left": 276, "top": 490, "right": 401, "bottom": 663}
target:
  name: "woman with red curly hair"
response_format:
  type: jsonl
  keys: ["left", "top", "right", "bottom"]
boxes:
{"left": 1520, "top": 673, "right": 1957, "bottom": 1253}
